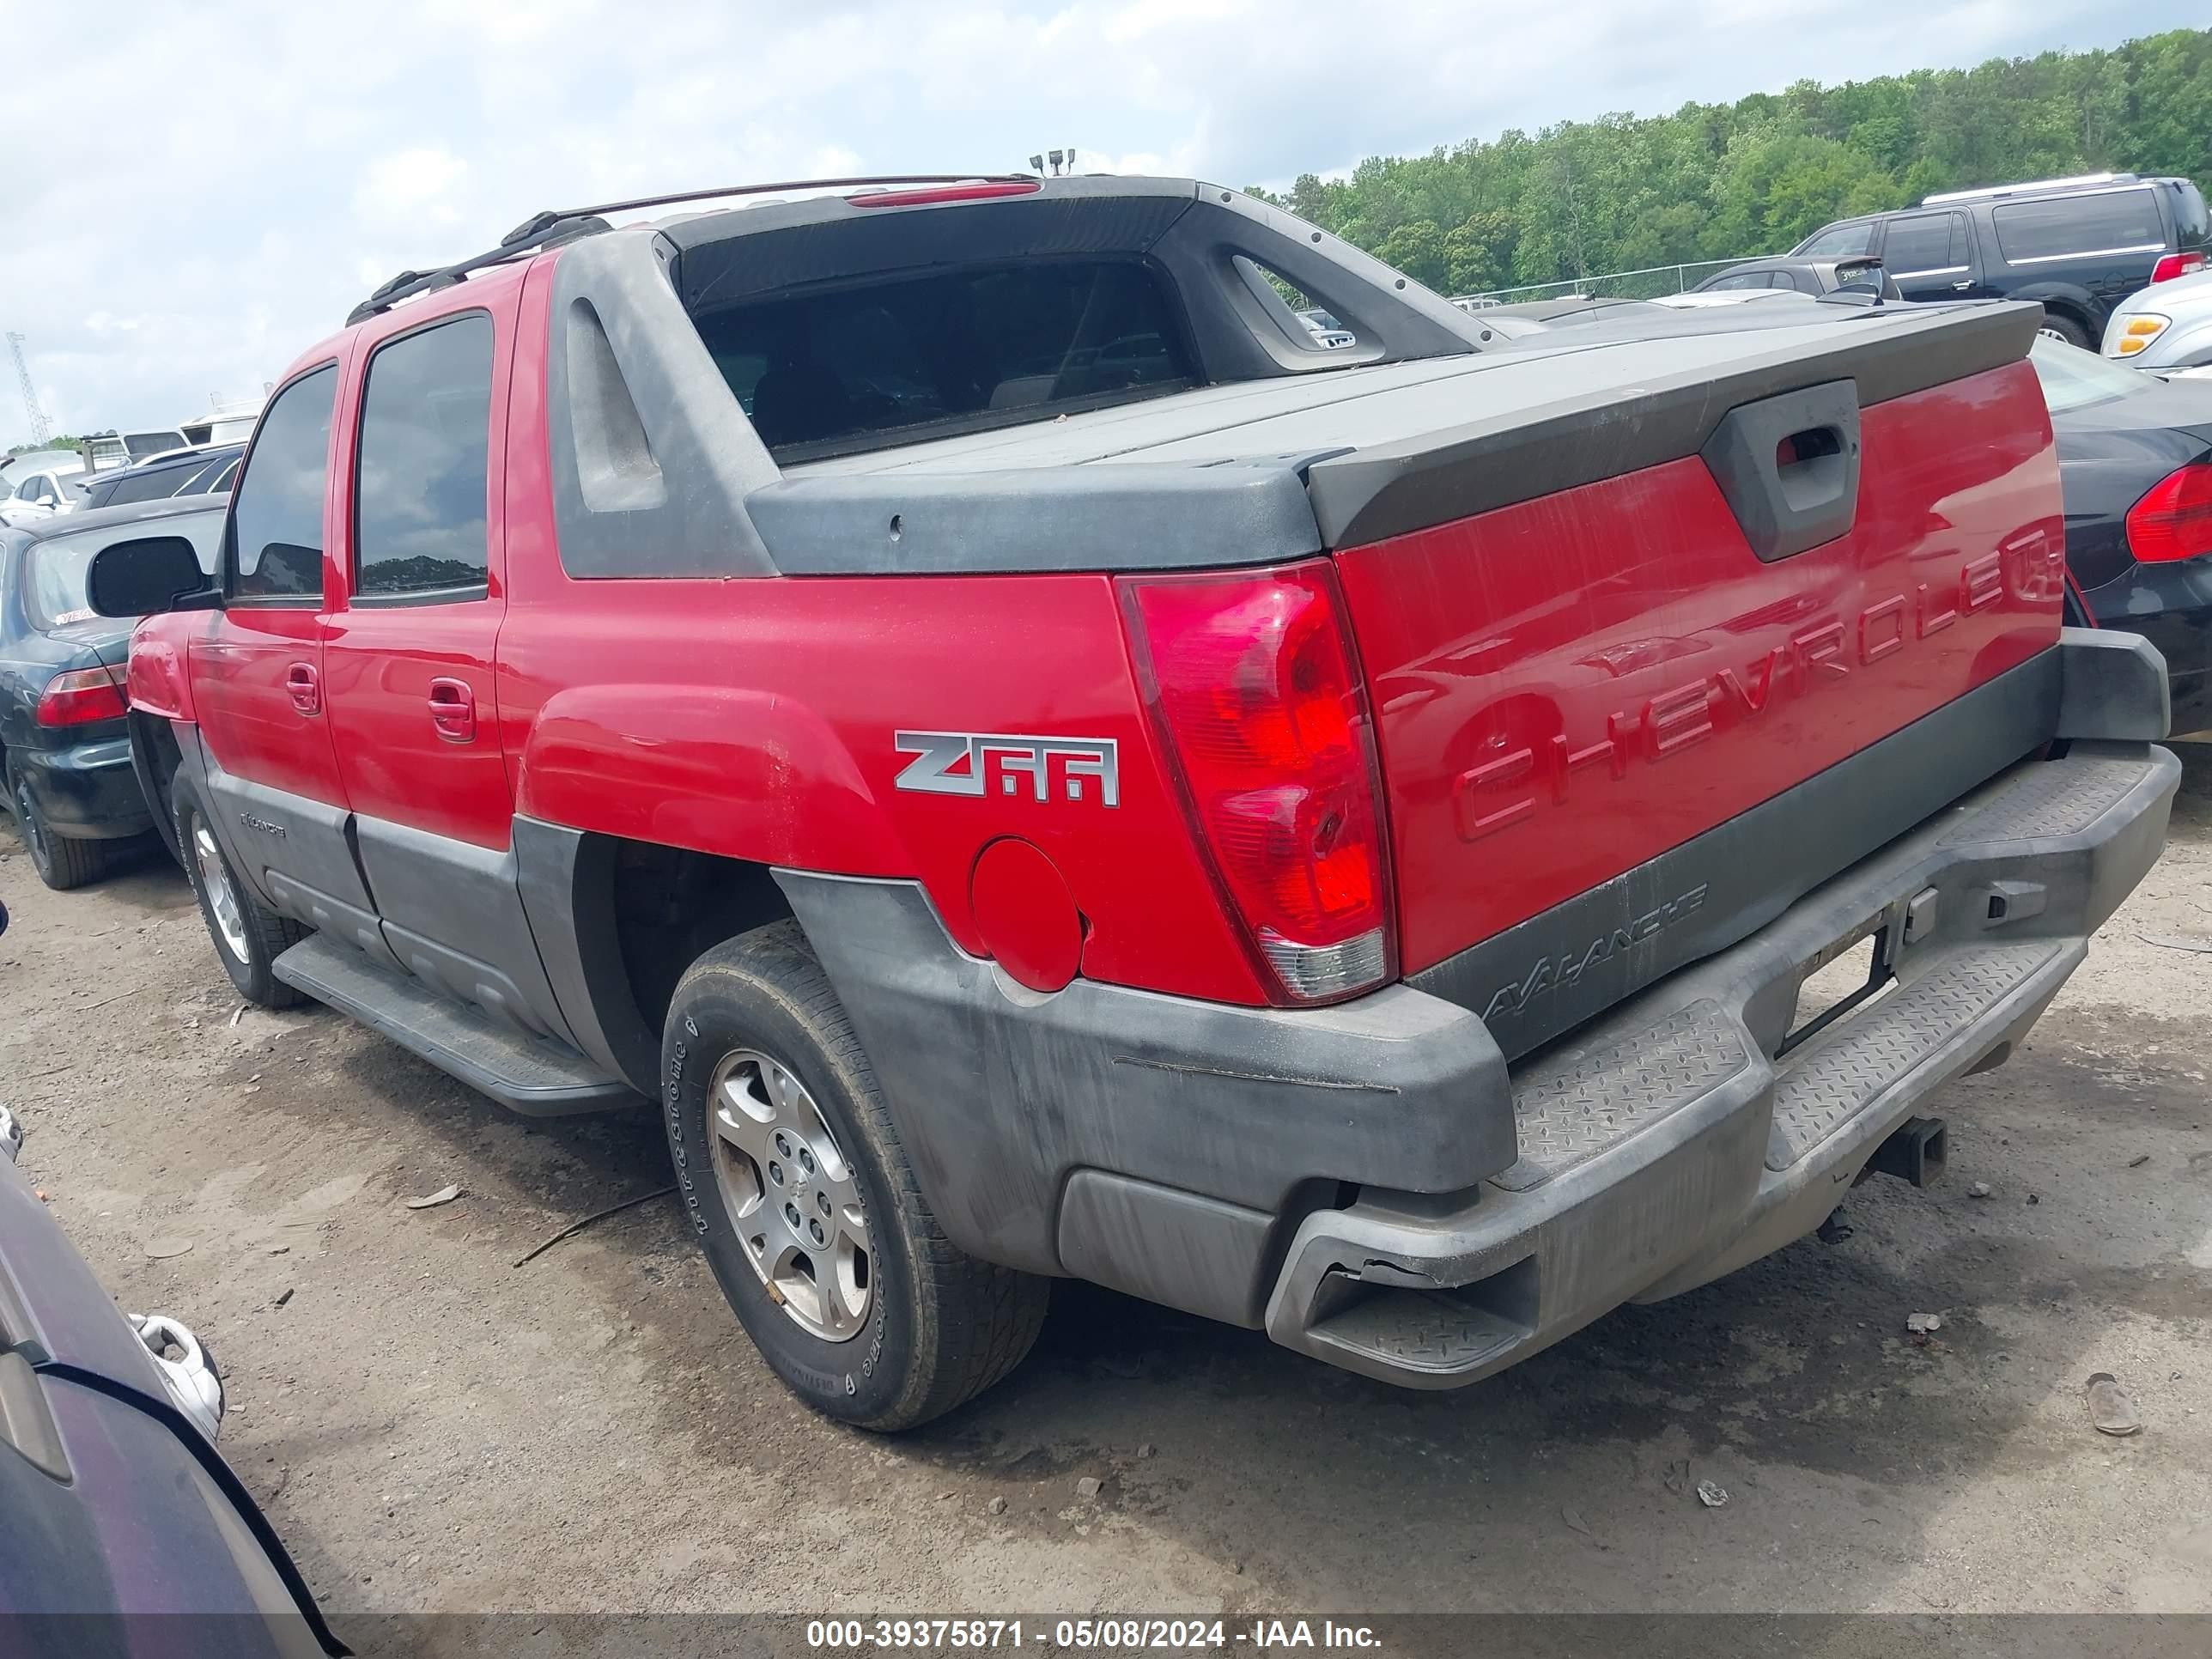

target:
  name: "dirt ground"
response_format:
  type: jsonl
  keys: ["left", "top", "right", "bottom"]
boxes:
{"left": 2, "top": 757, "right": 2209, "bottom": 1626}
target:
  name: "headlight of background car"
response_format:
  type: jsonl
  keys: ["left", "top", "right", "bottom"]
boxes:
{"left": 2116, "top": 315, "right": 2170, "bottom": 357}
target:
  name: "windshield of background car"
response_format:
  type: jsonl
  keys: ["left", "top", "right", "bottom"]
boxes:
{"left": 2028, "top": 335, "right": 2154, "bottom": 415}
{"left": 693, "top": 258, "right": 1195, "bottom": 458}
{"left": 23, "top": 508, "right": 224, "bottom": 629}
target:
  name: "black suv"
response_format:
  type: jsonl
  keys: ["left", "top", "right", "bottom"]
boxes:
{"left": 1793, "top": 173, "right": 2209, "bottom": 348}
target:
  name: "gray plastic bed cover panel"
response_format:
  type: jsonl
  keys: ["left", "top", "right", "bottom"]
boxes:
{"left": 748, "top": 302, "right": 2039, "bottom": 574}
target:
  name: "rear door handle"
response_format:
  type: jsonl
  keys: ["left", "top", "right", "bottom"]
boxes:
{"left": 1951, "top": 280, "right": 1974, "bottom": 291}
{"left": 428, "top": 677, "right": 476, "bottom": 744}
{"left": 284, "top": 662, "right": 320, "bottom": 716}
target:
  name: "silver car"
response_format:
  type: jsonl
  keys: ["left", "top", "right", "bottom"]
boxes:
{"left": 2103, "top": 267, "right": 2212, "bottom": 374}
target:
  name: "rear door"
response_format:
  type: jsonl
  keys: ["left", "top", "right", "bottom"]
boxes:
{"left": 1878, "top": 210, "right": 1979, "bottom": 302}
{"left": 188, "top": 361, "right": 392, "bottom": 962}
{"left": 319, "top": 293, "right": 578, "bottom": 1041}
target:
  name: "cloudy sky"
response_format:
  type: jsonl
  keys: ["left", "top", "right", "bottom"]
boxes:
{"left": 0, "top": 0, "right": 2194, "bottom": 447}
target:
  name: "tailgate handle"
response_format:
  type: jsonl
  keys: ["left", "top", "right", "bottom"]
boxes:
{"left": 1699, "top": 380, "right": 1861, "bottom": 563}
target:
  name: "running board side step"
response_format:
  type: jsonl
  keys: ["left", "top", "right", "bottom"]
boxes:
{"left": 272, "top": 934, "right": 644, "bottom": 1116}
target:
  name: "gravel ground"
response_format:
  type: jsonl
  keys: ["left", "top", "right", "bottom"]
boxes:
{"left": 1, "top": 755, "right": 2208, "bottom": 1626}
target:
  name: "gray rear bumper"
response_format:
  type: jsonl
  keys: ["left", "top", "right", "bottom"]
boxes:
{"left": 1264, "top": 740, "right": 2178, "bottom": 1387}
{"left": 778, "top": 638, "right": 2178, "bottom": 1389}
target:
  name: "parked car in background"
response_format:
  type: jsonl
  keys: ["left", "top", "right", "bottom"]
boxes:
{"left": 1793, "top": 173, "right": 2209, "bottom": 348}
{"left": 80, "top": 429, "right": 192, "bottom": 474}
{"left": 1691, "top": 256, "right": 1900, "bottom": 300}
{"left": 2103, "top": 266, "right": 2212, "bottom": 374}
{"left": 76, "top": 444, "right": 244, "bottom": 513}
{"left": 179, "top": 398, "right": 264, "bottom": 448}
{"left": 2029, "top": 335, "right": 2212, "bottom": 737}
{"left": 0, "top": 459, "right": 90, "bottom": 526}
{"left": 0, "top": 1062, "right": 341, "bottom": 1653}
{"left": 1, "top": 495, "right": 226, "bottom": 887}
{"left": 1294, "top": 306, "right": 1355, "bottom": 347}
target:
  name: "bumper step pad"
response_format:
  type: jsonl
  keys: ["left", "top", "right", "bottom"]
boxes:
{"left": 273, "top": 933, "right": 640, "bottom": 1115}
{"left": 1265, "top": 742, "right": 2180, "bottom": 1390}
{"left": 1766, "top": 942, "right": 2064, "bottom": 1170}
{"left": 1497, "top": 1000, "right": 1748, "bottom": 1192}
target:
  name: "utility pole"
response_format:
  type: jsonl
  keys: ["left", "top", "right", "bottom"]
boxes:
{"left": 7, "top": 333, "right": 52, "bottom": 447}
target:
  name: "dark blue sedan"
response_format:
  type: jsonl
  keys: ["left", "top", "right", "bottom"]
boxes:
{"left": 2032, "top": 337, "right": 2212, "bottom": 736}
{"left": 1, "top": 495, "right": 226, "bottom": 888}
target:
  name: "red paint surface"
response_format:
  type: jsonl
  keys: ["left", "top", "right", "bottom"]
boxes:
{"left": 493, "top": 258, "right": 1263, "bottom": 1002}
{"left": 1335, "top": 361, "right": 2067, "bottom": 975}
{"left": 968, "top": 838, "right": 1084, "bottom": 992}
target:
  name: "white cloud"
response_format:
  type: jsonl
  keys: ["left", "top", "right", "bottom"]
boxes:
{"left": 354, "top": 146, "right": 472, "bottom": 226}
{"left": 0, "top": 0, "right": 2197, "bottom": 445}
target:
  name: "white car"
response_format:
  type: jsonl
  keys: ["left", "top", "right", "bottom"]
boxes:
{"left": 0, "top": 455, "right": 89, "bottom": 526}
{"left": 2103, "top": 266, "right": 2212, "bottom": 374}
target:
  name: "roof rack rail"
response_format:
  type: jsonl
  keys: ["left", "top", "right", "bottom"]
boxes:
{"left": 1922, "top": 172, "right": 2139, "bottom": 206}
{"left": 347, "top": 214, "right": 612, "bottom": 325}
{"left": 498, "top": 174, "right": 1036, "bottom": 245}
{"left": 348, "top": 173, "right": 1036, "bottom": 327}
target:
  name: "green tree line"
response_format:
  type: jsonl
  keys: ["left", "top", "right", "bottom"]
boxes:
{"left": 1255, "top": 27, "right": 2211, "bottom": 296}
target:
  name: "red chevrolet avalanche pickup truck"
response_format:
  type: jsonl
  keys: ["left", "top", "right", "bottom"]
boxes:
{"left": 88, "top": 175, "right": 2177, "bottom": 1429}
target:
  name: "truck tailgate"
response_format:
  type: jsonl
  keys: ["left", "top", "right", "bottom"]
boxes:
{"left": 1324, "top": 311, "right": 2069, "bottom": 1055}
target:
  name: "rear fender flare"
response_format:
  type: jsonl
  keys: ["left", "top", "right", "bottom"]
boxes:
{"left": 514, "top": 683, "right": 908, "bottom": 873}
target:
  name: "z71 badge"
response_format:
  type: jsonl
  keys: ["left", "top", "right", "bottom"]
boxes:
{"left": 894, "top": 731, "right": 1119, "bottom": 807}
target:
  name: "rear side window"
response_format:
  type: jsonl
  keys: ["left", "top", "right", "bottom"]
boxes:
{"left": 228, "top": 364, "right": 337, "bottom": 603}
{"left": 1993, "top": 189, "right": 2166, "bottom": 262}
{"left": 1800, "top": 222, "right": 1874, "bottom": 258}
{"left": 693, "top": 259, "right": 1194, "bottom": 457}
{"left": 1881, "top": 214, "right": 1964, "bottom": 273}
{"left": 352, "top": 313, "right": 495, "bottom": 601}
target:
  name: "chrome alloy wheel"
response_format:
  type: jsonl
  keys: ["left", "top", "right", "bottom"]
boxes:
{"left": 192, "top": 817, "right": 251, "bottom": 965}
{"left": 708, "top": 1048, "right": 872, "bottom": 1342}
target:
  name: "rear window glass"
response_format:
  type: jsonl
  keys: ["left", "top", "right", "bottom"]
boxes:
{"left": 100, "top": 467, "right": 192, "bottom": 507}
{"left": 2172, "top": 182, "right": 2209, "bottom": 247}
{"left": 24, "top": 508, "right": 223, "bottom": 629}
{"left": 2027, "top": 335, "right": 2153, "bottom": 415}
{"left": 1993, "top": 189, "right": 2166, "bottom": 262}
{"left": 1799, "top": 222, "right": 1874, "bottom": 258}
{"left": 692, "top": 259, "right": 1194, "bottom": 456}
{"left": 353, "top": 312, "right": 495, "bottom": 600}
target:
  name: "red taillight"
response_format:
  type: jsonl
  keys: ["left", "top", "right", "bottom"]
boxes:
{"left": 35, "top": 665, "right": 128, "bottom": 727}
{"left": 2127, "top": 463, "right": 2212, "bottom": 564}
{"left": 1120, "top": 561, "right": 1394, "bottom": 1005}
{"left": 2151, "top": 252, "right": 2206, "bottom": 283}
{"left": 848, "top": 180, "right": 1041, "bottom": 209}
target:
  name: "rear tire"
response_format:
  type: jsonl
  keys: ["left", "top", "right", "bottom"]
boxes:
{"left": 662, "top": 920, "right": 1048, "bottom": 1431}
{"left": 9, "top": 763, "right": 108, "bottom": 890}
{"left": 2038, "top": 312, "right": 2092, "bottom": 349}
{"left": 171, "top": 771, "right": 307, "bottom": 1009}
